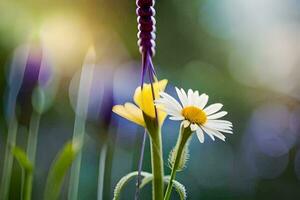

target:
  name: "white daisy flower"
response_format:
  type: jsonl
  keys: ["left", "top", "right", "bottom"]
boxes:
{"left": 155, "top": 87, "right": 233, "bottom": 143}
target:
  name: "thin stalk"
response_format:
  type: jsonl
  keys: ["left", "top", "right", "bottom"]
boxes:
{"left": 23, "top": 171, "right": 33, "bottom": 200}
{"left": 149, "top": 129, "right": 164, "bottom": 200}
{"left": 102, "top": 139, "right": 115, "bottom": 200}
{"left": 134, "top": 129, "right": 147, "bottom": 200}
{"left": 164, "top": 127, "right": 192, "bottom": 200}
{"left": 145, "top": 51, "right": 164, "bottom": 200}
{"left": 68, "top": 49, "right": 94, "bottom": 200}
{"left": 67, "top": 118, "right": 86, "bottom": 200}
{"left": 23, "top": 111, "right": 41, "bottom": 200}
{"left": 26, "top": 112, "right": 41, "bottom": 165}
{"left": 97, "top": 143, "right": 108, "bottom": 200}
{"left": 0, "top": 118, "right": 18, "bottom": 200}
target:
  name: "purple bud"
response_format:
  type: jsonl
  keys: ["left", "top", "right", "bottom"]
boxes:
{"left": 69, "top": 64, "right": 116, "bottom": 134}
{"left": 88, "top": 65, "right": 115, "bottom": 128}
{"left": 5, "top": 42, "right": 53, "bottom": 124}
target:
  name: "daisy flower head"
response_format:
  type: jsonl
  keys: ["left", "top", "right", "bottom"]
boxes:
{"left": 155, "top": 87, "right": 233, "bottom": 143}
{"left": 112, "top": 79, "right": 168, "bottom": 128}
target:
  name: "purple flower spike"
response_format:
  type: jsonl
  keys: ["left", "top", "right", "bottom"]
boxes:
{"left": 136, "top": 0, "right": 157, "bottom": 87}
{"left": 135, "top": 0, "right": 159, "bottom": 199}
{"left": 136, "top": 0, "right": 156, "bottom": 57}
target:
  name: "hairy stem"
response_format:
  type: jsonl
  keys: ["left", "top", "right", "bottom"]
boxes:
{"left": 164, "top": 127, "right": 192, "bottom": 200}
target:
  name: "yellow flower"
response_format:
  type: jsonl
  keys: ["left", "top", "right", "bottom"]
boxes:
{"left": 113, "top": 79, "right": 168, "bottom": 127}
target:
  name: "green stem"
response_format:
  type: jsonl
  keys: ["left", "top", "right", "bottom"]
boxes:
{"left": 67, "top": 118, "right": 86, "bottom": 200}
{"left": 164, "top": 127, "right": 192, "bottom": 200}
{"left": 149, "top": 129, "right": 164, "bottom": 200}
{"left": 0, "top": 118, "right": 18, "bottom": 200}
{"left": 23, "top": 111, "right": 41, "bottom": 200}
{"left": 26, "top": 112, "right": 41, "bottom": 165}
{"left": 23, "top": 172, "right": 33, "bottom": 200}
{"left": 97, "top": 143, "right": 107, "bottom": 200}
{"left": 103, "top": 139, "right": 115, "bottom": 200}
{"left": 68, "top": 52, "right": 94, "bottom": 200}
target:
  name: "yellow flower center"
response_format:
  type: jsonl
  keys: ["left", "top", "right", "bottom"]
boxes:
{"left": 181, "top": 106, "right": 207, "bottom": 125}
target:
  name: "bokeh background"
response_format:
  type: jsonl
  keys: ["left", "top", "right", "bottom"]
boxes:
{"left": 1, "top": 0, "right": 300, "bottom": 199}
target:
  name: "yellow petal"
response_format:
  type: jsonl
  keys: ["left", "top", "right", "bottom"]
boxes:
{"left": 133, "top": 79, "right": 168, "bottom": 119}
{"left": 112, "top": 104, "right": 145, "bottom": 127}
{"left": 124, "top": 103, "right": 145, "bottom": 124}
{"left": 157, "top": 110, "right": 167, "bottom": 125}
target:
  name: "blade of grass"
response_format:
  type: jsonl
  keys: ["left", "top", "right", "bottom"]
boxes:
{"left": 68, "top": 47, "right": 95, "bottom": 200}
{"left": 11, "top": 146, "right": 33, "bottom": 200}
{"left": 44, "top": 140, "right": 82, "bottom": 200}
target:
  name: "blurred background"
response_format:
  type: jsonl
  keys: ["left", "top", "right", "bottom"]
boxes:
{"left": 1, "top": 0, "right": 300, "bottom": 199}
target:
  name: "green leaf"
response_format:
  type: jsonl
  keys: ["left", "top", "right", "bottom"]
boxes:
{"left": 44, "top": 140, "right": 82, "bottom": 200}
{"left": 113, "top": 171, "right": 152, "bottom": 200}
{"left": 12, "top": 146, "right": 33, "bottom": 172}
{"left": 113, "top": 172, "right": 187, "bottom": 200}
{"left": 12, "top": 146, "right": 34, "bottom": 200}
{"left": 139, "top": 174, "right": 153, "bottom": 189}
{"left": 139, "top": 175, "right": 187, "bottom": 200}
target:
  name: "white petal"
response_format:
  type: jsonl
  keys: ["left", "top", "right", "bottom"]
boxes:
{"left": 201, "top": 127, "right": 215, "bottom": 141}
{"left": 169, "top": 116, "right": 184, "bottom": 121}
{"left": 190, "top": 123, "right": 198, "bottom": 131}
{"left": 205, "top": 121, "right": 232, "bottom": 130}
{"left": 207, "top": 111, "right": 228, "bottom": 120}
{"left": 209, "top": 126, "right": 233, "bottom": 133}
{"left": 191, "top": 91, "right": 199, "bottom": 106}
{"left": 155, "top": 99, "right": 169, "bottom": 108}
{"left": 156, "top": 99, "right": 181, "bottom": 114}
{"left": 203, "top": 103, "right": 223, "bottom": 115}
{"left": 162, "top": 108, "right": 182, "bottom": 117}
{"left": 176, "top": 87, "right": 188, "bottom": 107}
{"left": 156, "top": 97, "right": 181, "bottom": 110}
{"left": 196, "top": 128, "right": 205, "bottom": 143}
{"left": 197, "top": 93, "right": 209, "bottom": 109}
{"left": 218, "top": 129, "right": 233, "bottom": 134}
{"left": 159, "top": 94, "right": 181, "bottom": 110}
{"left": 182, "top": 120, "right": 190, "bottom": 128}
{"left": 208, "top": 120, "right": 233, "bottom": 126}
{"left": 180, "top": 88, "right": 189, "bottom": 104}
{"left": 156, "top": 100, "right": 181, "bottom": 116}
{"left": 187, "top": 89, "right": 193, "bottom": 105}
{"left": 160, "top": 92, "right": 182, "bottom": 111}
{"left": 201, "top": 126, "right": 226, "bottom": 141}
{"left": 204, "top": 124, "right": 232, "bottom": 133}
